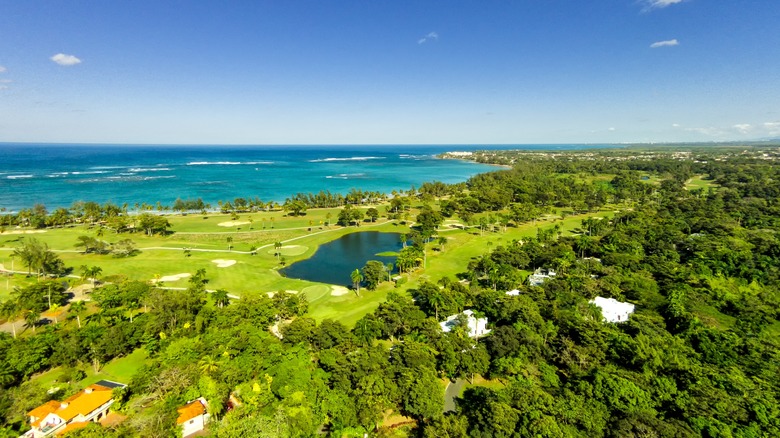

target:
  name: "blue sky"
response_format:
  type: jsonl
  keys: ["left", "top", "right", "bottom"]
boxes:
{"left": 0, "top": 0, "right": 778, "bottom": 144}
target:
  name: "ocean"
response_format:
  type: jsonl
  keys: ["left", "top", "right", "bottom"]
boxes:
{"left": 0, "top": 144, "right": 614, "bottom": 212}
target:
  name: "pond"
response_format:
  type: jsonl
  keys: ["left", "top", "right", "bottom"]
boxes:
{"left": 281, "top": 231, "right": 403, "bottom": 286}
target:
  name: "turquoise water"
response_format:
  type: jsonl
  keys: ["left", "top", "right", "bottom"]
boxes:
{"left": 0, "top": 144, "right": 614, "bottom": 212}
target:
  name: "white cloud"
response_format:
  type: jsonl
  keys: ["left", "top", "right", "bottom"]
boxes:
{"left": 418, "top": 32, "right": 439, "bottom": 44}
{"left": 0, "top": 85, "right": 8, "bottom": 91}
{"left": 643, "top": 0, "right": 684, "bottom": 11}
{"left": 764, "top": 121, "right": 780, "bottom": 136}
{"left": 733, "top": 124, "right": 752, "bottom": 134}
{"left": 608, "top": 127, "right": 616, "bottom": 131}
{"left": 672, "top": 123, "right": 680, "bottom": 127}
{"left": 650, "top": 39, "right": 679, "bottom": 48}
{"left": 51, "top": 53, "right": 82, "bottom": 66}
{"left": 0, "top": 66, "right": 6, "bottom": 73}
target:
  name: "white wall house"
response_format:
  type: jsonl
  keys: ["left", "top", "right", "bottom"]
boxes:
{"left": 590, "top": 296, "right": 635, "bottom": 323}
{"left": 440, "top": 310, "right": 491, "bottom": 338}
{"left": 177, "top": 397, "right": 210, "bottom": 437}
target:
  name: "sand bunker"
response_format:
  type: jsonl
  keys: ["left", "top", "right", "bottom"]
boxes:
{"left": 217, "top": 221, "right": 250, "bottom": 227}
{"left": 0, "top": 229, "right": 47, "bottom": 235}
{"left": 212, "top": 259, "right": 237, "bottom": 268}
{"left": 266, "top": 290, "right": 299, "bottom": 298}
{"left": 330, "top": 286, "right": 350, "bottom": 296}
{"left": 154, "top": 273, "right": 191, "bottom": 283}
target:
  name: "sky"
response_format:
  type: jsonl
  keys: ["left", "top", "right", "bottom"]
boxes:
{"left": 0, "top": 0, "right": 779, "bottom": 145}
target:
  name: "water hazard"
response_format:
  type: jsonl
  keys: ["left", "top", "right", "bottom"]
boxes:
{"left": 281, "top": 231, "right": 402, "bottom": 286}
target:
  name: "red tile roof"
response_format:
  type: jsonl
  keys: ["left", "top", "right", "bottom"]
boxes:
{"left": 177, "top": 399, "right": 206, "bottom": 424}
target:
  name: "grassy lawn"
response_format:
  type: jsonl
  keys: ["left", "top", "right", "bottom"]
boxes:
{"left": 685, "top": 175, "right": 718, "bottom": 190}
{"left": 2, "top": 203, "right": 618, "bottom": 331}
{"left": 31, "top": 348, "right": 150, "bottom": 391}
{"left": 460, "top": 375, "right": 506, "bottom": 395}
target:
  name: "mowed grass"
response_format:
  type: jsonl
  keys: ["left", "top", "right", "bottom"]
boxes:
{"left": 31, "top": 348, "right": 150, "bottom": 390}
{"left": 686, "top": 175, "right": 718, "bottom": 190}
{"left": 2, "top": 203, "right": 614, "bottom": 330}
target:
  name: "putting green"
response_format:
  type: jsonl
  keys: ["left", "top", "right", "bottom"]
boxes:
{"left": 267, "top": 245, "right": 309, "bottom": 256}
{"left": 301, "top": 284, "right": 331, "bottom": 299}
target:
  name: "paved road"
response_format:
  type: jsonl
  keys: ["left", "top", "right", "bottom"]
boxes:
{"left": 443, "top": 378, "right": 466, "bottom": 413}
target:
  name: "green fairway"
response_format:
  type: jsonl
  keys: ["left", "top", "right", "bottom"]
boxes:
{"left": 2, "top": 204, "right": 616, "bottom": 329}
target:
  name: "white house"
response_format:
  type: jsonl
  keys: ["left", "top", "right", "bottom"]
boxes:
{"left": 440, "top": 310, "right": 491, "bottom": 338}
{"left": 590, "top": 296, "right": 635, "bottom": 323}
{"left": 528, "top": 268, "right": 556, "bottom": 287}
{"left": 177, "top": 397, "right": 209, "bottom": 437}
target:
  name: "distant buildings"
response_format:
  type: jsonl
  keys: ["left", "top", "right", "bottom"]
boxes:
{"left": 440, "top": 310, "right": 491, "bottom": 338}
{"left": 23, "top": 381, "right": 125, "bottom": 438}
{"left": 590, "top": 296, "right": 635, "bottom": 323}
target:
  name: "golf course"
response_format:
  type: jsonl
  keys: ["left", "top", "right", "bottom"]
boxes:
{"left": 1, "top": 203, "right": 605, "bottom": 328}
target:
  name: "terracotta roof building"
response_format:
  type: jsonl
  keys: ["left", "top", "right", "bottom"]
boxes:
{"left": 22, "top": 382, "right": 123, "bottom": 438}
{"left": 177, "top": 397, "right": 210, "bottom": 437}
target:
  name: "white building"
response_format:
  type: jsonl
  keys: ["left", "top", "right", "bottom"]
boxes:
{"left": 505, "top": 289, "right": 520, "bottom": 296}
{"left": 440, "top": 310, "right": 491, "bottom": 338}
{"left": 528, "top": 269, "right": 556, "bottom": 287}
{"left": 590, "top": 296, "right": 635, "bottom": 323}
{"left": 177, "top": 397, "right": 210, "bottom": 438}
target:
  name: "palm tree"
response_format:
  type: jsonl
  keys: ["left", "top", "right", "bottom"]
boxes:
{"left": 274, "top": 241, "right": 283, "bottom": 259}
{"left": 0, "top": 300, "right": 20, "bottom": 338}
{"left": 350, "top": 269, "right": 363, "bottom": 296}
{"left": 23, "top": 309, "right": 39, "bottom": 333}
{"left": 226, "top": 236, "right": 233, "bottom": 251}
{"left": 198, "top": 355, "right": 218, "bottom": 376}
{"left": 385, "top": 263, "right": 394, "bottom": 282}
{"left": 213, "top": 289, "right": 230, "bottom": 308}
{"left": 428, "top": 289, "right": 445, "bottom": 321}
{"left": 80, "top": 265, "right": 102, "bottom": 286}
{"left": 70, "top": 301, "right": 86, "bottom": 328}
{"left": 438, "top": 236, "right": 448, "bottom": 250}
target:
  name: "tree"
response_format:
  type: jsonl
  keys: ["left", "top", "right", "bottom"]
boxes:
{"left": 199, "top": 355, "right": 219, "bottom": 376}
{"left": 227, "top": 236, "right": 233, "bottom": 251}
{"left": 366, "top": 207, "right": 379, "bottom": 222}
{"left": 213, "top": 289, "right": 230, "bottom": 308}
{"left": 12, "top": 238, "right": 65, "bottom": 278}
{"left": 361, "top": 261, "right": 386, "bottom": 291}
{"left": 23, "top": 309, "right": 39, "bottom": 333}
{"left": 137, "top": 213, "right": 170, "bottom": 236}
{"left": 350, "top": 269, "right": 363, "bottom": 296}
{"left": 0, "top": 300, "right": 20, "bottom": 338}
{"left": 70, "top": 300, "right": 87, "bottom": 328}
{"left": 399, "top": 368, "right": 444, "bottom": 421}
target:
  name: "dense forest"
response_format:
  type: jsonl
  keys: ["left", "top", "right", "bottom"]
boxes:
{"left": 2, "top": 148, "right": 780, "bottom": 437}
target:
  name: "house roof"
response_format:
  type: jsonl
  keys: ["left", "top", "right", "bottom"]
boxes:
{"left": 440, "top": 310, "right": 491, "bottom": 338}
{"left": 29, "top": 384, "right": 114, "bottom": 426}
{"left": 28, "top": 401, "right": 61, "bottom": 427}
{"left": 590, "top": 296, "right": 635, "bottom": 323}
{"left": 58, "top": 385, "right": 113, "bottom": 422}
{"left": 177, "top": 399, "right": 207, "bottom": 425}
{"left": 29, "top": 400, "right": 61, "bottom": 419}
